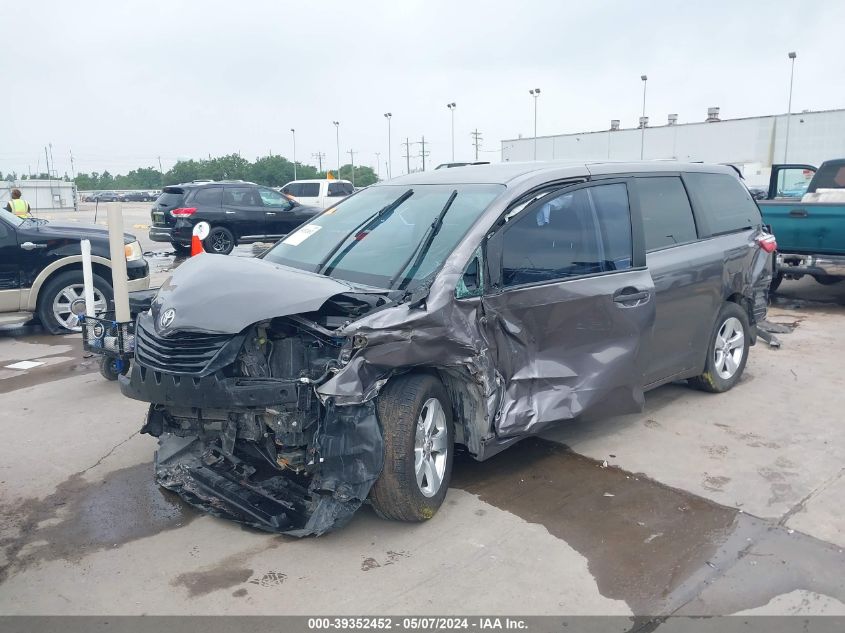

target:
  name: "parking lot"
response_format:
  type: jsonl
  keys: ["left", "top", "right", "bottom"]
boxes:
{"left": 0, "top": 204, "right": 843, "bottom": 616}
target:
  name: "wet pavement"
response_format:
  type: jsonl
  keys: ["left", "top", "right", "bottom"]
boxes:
{"left": 0, "top": 214, "right": 844, "bottom": 616}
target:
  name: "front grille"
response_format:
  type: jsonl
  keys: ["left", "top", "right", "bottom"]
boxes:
{"left": 135, "top": 321, "right": 231, "bottom": 374}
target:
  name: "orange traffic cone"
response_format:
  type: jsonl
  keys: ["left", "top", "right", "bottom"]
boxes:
{"left": 191, "top": 222, "right": 210, "bottom": 256}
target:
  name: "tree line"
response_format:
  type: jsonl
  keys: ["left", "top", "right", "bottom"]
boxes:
{"left": 2, "top": 154, "right": 378, "bottom": 190}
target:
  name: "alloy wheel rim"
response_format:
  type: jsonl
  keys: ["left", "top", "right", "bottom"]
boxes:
{"left": 52, "top": 284, "right": 107, "bottom": 331}
{"left": 414, "top": 397, "right": 449, "bottom": 498}
{"left": 713, "top": 316, "right": 745, "bottom": 380}
{"left": 210, "top": 230, "right": 231, "bottom": 253}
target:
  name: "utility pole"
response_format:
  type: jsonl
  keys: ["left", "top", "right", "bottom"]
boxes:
{"left": 471, "top": 129, "right": 483, "bottom": 161}
{"left": 69, "top": 150, "right": 76, "bottom": 180}
{"left": 347, "top": 150, "right": 357, "bottom": 186}
{"left": 529, "top": 89, "right": 540, "bottom": 160}
{"left": 157, "top": 156, "right": 164, "bottom": 185}
{"left": 402, "top": 137, "right": 411, "bottom": 174}
{"left": 311, "top": 152, "right": 326, "bottom": 172}
{"left": 413, "top": 136, "right": 430, "bottom": 171}
{"left": 44, "top": 146, "right": 50, "bottom": 179}
{"left": 311, "top": 152, "right": 325, "bottom": 172}
{"left": 375, "top": 152, "right": 381, "bottom": 180}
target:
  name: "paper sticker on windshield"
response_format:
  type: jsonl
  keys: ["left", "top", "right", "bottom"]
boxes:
{"left": 283, "top": 223, "right": 322, "bottom": 246}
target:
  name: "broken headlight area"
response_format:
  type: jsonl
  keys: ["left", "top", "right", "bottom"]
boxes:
{"left": 126, "top": 311, "right": 384, "bottom": 537}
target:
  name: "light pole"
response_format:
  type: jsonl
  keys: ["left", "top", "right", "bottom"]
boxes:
{"left": 375, "top": 152, "right": 381, "bottom": 180}
{"left": 332, "top": 121, "right": 340, "bottom": 179}
{"left": 290, "top": 128, "right": 297, "bottom": 180}
{"left": 384, "top": 113, "right": 392, "bottom": 179}
{"left": 447, "top": 102, "right": 456, "bottom": 161}
{"left": 640, "top": 75, "right": 648, "bottom": 159}
{"left": 529, "top": 89, "right": 540, "bottom": 160}
{"left": 784, "top": 51, "right": 797, "bottom": 163}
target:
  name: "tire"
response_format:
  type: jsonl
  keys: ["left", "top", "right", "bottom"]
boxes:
{"left": 170, "top": 241, "right": 191, "bottom": 256}
{"left": 369, "top": 374, "right": 454, "bottom": 522}
{"left": 204, "top": 226, "right": 235, "bottom": 255}
{"left": 37, "top": 270, "right": 113, "bottom": 334}
{"left": 689, "top": 302, "right": 751, "bottom": 394}
{"left": 770, "top": 272, "right": 784, "bottom": 293}
{"left": 100, "top": 357, "right": 129, "bottom": 381}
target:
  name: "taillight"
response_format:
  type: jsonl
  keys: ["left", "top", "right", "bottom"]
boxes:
{"left": 170, "top": 207, "right": 197, "bottom": 217}
{"left": 757, "top": 234, "right": 777, "bottom": 253}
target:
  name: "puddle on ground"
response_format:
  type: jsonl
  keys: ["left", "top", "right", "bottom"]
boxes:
{"left": 0, "top": 461, "right": 197, "bottom": 583}
{"left": 451, "top": 438, "right": 738, "bottom": 613}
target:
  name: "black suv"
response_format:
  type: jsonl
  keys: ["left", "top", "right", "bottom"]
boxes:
{"left": 149, "top": 181, "right": 321, "bottom": 255}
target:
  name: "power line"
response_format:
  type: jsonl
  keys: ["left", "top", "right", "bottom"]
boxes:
{"left": 412, "top": 136, "right": 430, "bottom": 171}
{"left": 471, "top": 129, "right": 483, "bottom": 161}
{"left": 401, "top": 138, "right": 412, "bottom": 174}
{"left": 311, "top": 152, "right": 325, "bottom": 172}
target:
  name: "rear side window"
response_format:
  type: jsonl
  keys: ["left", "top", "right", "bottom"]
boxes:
{"left": 501, "top": 183, "right": 632, "bottom": 287}
{"left": 285, "top": 183, "right": 320, "bottom": 197}
{"left": 223, "top": 187, "right": 261, "bottom": 206}
{"left": 637, "top": 177, "right": 697, "bottom": 251}
{"left": 684, "top": 172, "right": 761, "bottom": 236}
{"left": 191, "top": 187, "right": 222, "bottom": 206}
{"left": 328, "top": 182, "right": 353, "bottom": 197}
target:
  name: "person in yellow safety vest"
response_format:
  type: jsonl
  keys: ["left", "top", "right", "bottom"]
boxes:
{"left": 4, "top": 189, "right": 31, "bottom": 218}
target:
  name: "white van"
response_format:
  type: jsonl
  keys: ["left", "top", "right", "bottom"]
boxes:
{"left": 280, "top": 179, "right": 354, "bottom": 210}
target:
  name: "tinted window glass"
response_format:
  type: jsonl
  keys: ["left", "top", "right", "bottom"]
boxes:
{"left": 501, "top": 183, "right": 632, "bottom": 287}
{"left": 264, "top": 184, "right": 503, "bottom": 289}
{"left": 328, "top": 182, "right": 353, "bottom": 197}
{"left": 155, "top": 191, "right": 184, "bottom": 208}
{"left": 684, "top": 172, "right": 761, "bottom": 236}
{"left": 192, "top": 187, "right": 222, "bottom": 206}
{"left": 223, "top": 187, "right": 261, "bottom": 206}
{"left": 286, "top": 183, "right": 320, "bottom": 197}
{"left": 637, "top": 177, "right": 697, "bottom": 251}
{"left": 259, "top": 188, "right": 288, "bottom": 207}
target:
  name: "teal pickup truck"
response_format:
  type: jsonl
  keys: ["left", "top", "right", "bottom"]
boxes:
{"left": 757, "top": 159, "right": 845, "bottom": 290}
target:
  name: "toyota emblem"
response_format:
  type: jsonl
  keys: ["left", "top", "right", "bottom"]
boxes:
{"left": 159, "top": 308, "right": 176, "bottom": 329}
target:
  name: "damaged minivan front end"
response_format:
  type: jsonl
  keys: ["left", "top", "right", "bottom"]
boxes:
{"left": 121, "top": 257, "right": 402, "bottom": 535}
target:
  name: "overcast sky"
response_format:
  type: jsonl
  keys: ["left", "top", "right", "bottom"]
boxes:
{"left": 2, "top": 0, "right": 844, "bottom": 180}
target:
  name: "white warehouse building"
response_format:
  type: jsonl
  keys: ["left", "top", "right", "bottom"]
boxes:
{"left": 501, "top": 107, "right": 845, "bottom": 187}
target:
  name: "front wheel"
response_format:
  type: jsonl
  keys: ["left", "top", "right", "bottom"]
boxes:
{"left": 689, "top": 302, "right": 750, "bottom": 393}
{"left": 203, "top": 226, "right": 235, "bottom": 255}
{"left": 37, "top": 270, "right": 113, "bottom": 334}
{"left": 369, "top": 374, "right": 454, "bottom": 522}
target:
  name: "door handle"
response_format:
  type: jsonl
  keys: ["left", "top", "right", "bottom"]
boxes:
{"left": 789, "top": 209, "right": 808, "bottom": 217}
{"left": 613, "top": 287, "right": 650, "bottom": 306}
{"left": 20, "top": 242, "right": 47, "bottom": 250}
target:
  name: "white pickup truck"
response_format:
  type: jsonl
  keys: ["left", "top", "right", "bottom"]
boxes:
{"left": 280, "top": 179, "right": 354, "bottom": 210}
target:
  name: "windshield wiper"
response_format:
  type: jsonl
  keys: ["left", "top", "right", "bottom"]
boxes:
{"left": 317, "top": 188, "right": 414, "bottom": 276}
{"left": 389, "top": 189, "right": 458, "bottom": 290}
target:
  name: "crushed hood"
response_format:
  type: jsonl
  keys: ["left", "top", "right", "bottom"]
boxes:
{"left": 152, "top": 254, "right": 353, "bottom": 334}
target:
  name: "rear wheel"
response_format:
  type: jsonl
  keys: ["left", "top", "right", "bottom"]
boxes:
{"left": 369, "top": 374, "right": 454, "bottom": 522}
{"left": 689, "top": 302, "right": 750, "bottom": 393}
{"left": 204, "top": 226, "right": 235, "bottom": 255}
{"left": 37, "top": 270, "right": 113, "bottom": 334}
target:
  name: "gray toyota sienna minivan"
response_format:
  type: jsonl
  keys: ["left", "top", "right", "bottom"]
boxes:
{"left": 122, "top": 161, "right": 775, "bottom": 535}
